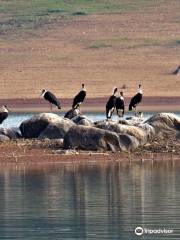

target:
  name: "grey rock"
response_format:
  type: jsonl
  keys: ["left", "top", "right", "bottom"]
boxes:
{"left": 64, "top": 125, "right": 120, "bottom": 151}
{"left": 71, "top": 115, "right": 93, "bottom": 126}
{"left": 95, "top": 122, "right": 148, "bottom": 145}
{"left": 64, "top": 108, "right": 80, "bottom": 119}
{"left": 64, "top": 125, "right": 139, "bottom": 152}
{"left": 146, "top": 113, "right": 180, "bottom": 137}
{"left": 0, "top": 127, "right": 21, "bottom": 139}
{"left": 20, "top": 113, "right": 74, "bottom": 139}
{"left": 0, "top": 134, "right": 10, "bottom": 142}
{"left": 38, "top": 118, "right": 74, "bottom": 139}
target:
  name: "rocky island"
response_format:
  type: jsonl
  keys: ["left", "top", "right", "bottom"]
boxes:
{"left": 0, "top": 110, "right": 179, "bottom": 163}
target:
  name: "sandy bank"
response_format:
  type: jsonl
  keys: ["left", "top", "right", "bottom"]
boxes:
{"left": 0, "top": 96, "right": 180, "bottom": 112}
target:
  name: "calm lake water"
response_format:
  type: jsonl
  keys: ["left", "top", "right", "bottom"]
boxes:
{"left": 0, "top": 161, "right": 180, "bottom": 239}
{"left": 1, "top": 111, "right": 180, "bottom": 128}
{"left": 2, "top": 112, "right": 148, "bottom": 129}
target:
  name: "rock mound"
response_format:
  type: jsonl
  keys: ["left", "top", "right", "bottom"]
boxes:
{"left": 146, "top": 113, "right": 180, "bottom": 137}
{"left": 64, "top": 125, "right": 139, "bottom": 152}
{"left": 20, "top": 113, "right": 74, "bottom": 139}
{"left": 95, "top": 122, "right": 148, "bottom": 145}
{"left": 64, "top": 108, "right": 80, "bottom": 119}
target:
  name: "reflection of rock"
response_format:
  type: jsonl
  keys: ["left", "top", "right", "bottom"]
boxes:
{"left": 64, "top": 108, "right": 80, "bottom": 119}
{"left": 64, "top": 125, "right": 139, "bottom": 152}
{"left": 95, "top": 122, "right": 148, "bottom": 145}
{"left": 146, "top": 113, "right": 180, "bottom": 137}
{"left": 20, "top": 113, "right": 74, "bottom": 139}
{"left": 71, "top": 115, "right": 93, "bottom": 126}
{"left": 0, "top": 127, "right": 21, "bottom": 139}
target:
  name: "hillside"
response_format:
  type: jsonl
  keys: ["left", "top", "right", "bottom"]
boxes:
{"left": 0, "top": 0, "right": 179, "bottom": 99}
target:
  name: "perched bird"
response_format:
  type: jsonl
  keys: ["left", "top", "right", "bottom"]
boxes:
{"left": 116, "top": 91, "right": 125, "bottom": 118}
{"left": 172, "top": 66, "right": 180, "bottom": 75}
{"left": 0, "top": 105, "right": 9, "bottom": 124}
{"left": 129, "top": 84, "right": 143, "bottom": 112}
{"left": 41, "top": 89, "right": 61, "bottom": 110}
{"left": 72, "top": 84, "right": 86, "bottom": 110}
{"left": 106, "top": 87, "right": 118, "bottom": 120}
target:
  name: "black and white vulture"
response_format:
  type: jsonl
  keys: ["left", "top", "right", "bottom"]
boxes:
{"left": 129, "top": 84, "right": 143, "bottom": 112}
{"left": 0, "top": 105, "right": 9, "bottom": 124}
{"left": 116, "top": 91, "right": 125, "bottom": 118}
{"left": 106, "top": 87, "right": 118, "bottom": 120}
{"left": 172, "top": 66, "right": 180, "bottom": 75}
{"left": 41, "top": 90, "right": 61, "bottom": 110}
{"left": 72, "top": 84, "right": 86, "bottom": 110}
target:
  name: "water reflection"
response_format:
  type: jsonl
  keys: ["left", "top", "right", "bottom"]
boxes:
{"left": 0, "top": 161, "right": 180, "bottom": 239}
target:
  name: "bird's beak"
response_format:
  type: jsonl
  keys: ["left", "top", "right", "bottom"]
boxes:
{"left": 6, "top": 107, "right": 11, "bottom": 112}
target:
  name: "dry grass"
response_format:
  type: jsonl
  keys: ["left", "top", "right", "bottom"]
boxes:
{"left": 0, "top": 0, "right": 179, "bottom": 99}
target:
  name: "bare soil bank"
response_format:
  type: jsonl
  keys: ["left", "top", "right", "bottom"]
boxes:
{"left": 0, "top": 137, "right": 179, "bottom": 164}
{"left": 0, "top": 96, "right": 180, "bottom": 112}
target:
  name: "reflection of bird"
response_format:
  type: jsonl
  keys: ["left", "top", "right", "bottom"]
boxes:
{"left": 172, "top": 66, "right": 180, "bottom": 75}
{"left": 106, "top": 87, "right": 118, "bottom": 120}
{"left": 41, "top": 90, "right": 61, "bottom": 111}
{"left": 72, "top": 84, "right": 86, "bottom": 110}
{"left": 0, "top": 105, "right": 9, "bottom": 124}
{"left": 129, "top": 84, "right": 143, "bottom": 112}
{"left": 116, "top": 91, "right": 125, "bottom": 118}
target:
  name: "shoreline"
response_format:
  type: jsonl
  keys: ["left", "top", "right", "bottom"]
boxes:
{"left": 0, "top": 96, "right": 180, "bottom": 112}
{"left": 0, "top": 139, "right": 179, "bottom": 164}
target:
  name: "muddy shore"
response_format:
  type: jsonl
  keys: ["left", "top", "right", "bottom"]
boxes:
{"left": 0, "top": 137, "right": 179, "bottom": 164}
{"left": 0, "top": 96, "right": 180, "bottom": 112}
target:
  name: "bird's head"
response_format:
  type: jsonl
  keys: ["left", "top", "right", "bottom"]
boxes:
{"left": 41, "top": 89, "right": 47, "bottom": 97}
{"left": 2, "top": 105, "right": 9, "bottom": 112}
{"left": 81, "top": 83, "right": 86, "bottom": 91}
{"left": 113, "top": 87, "right": 118, "bottom": 95}
{"left": 138, "top": 84, "right": 143, "bottom": 94}
{"left": 120, "top": 91, "right": 123, "bottom": 96}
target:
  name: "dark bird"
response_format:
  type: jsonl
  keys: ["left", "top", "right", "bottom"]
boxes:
{"left": 129, "top": 84, "right": 143, "bottom": 112}
{"left": 172, "top": 66, "right": 180, "bottom": 75}
{"left": 106, "top": 87, "right": 118, "bottom": 120}
{"left": 72, "top": 84, "right": 86, "bottom": 110}
{"left": 41, "top": 90, "right": 61, "bottom": 110}
{"left": 0, "top": 105, "right": 9, "bottom": 124}
{"left": 116, "top": 91, "right": 125, "bottom": 118}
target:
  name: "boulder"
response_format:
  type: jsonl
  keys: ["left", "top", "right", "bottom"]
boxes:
{"left": 145, "top": 113, "right": 180, "bottom": 137}
{"left": 20, "top": 113, "right": 74, "bottom": 139}
{"left": 0, "top": 134, "right": 10, "bottom": 142}
{"left": 64, "top": 125, "right": 120, "bottom": 151}
{"left": 95, "top": 122, "right": 148, "bottom": 145}
{"left": 64, "top": 108, "right": 80, "bottom": 119}
{"left": 0, "top": 127, "right": 21, "bottom": 139}
{"left": 64, "top": 125, "right": 139, "bottom": 152}
{"left": 71, "top": 115, "right": 93, "bottom": 126}
{"left": 125, "top": 116, "right": 144, "bottom": 125}
{"left": 118, "top": 134, "right": 139, "bottom": 151}
{"left": 138, "top": 123, "right": 155, "bottom": 140}
{"left": 38, "top": 118, "right": 75, "bottom": 139}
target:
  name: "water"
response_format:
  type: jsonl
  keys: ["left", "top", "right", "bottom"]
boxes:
{"left": 0, "top": 161, "right": 180, "bottom": 239}
{"left": 1, "top": 112, "right": 180, "bottom": 127}
{"left": 1, "top": 111, "right": 180, "bottom": 128}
